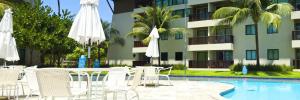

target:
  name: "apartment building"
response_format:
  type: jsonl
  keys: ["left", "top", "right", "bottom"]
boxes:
{"left": 108, "top": 0, "right": 300, "bottom": 68}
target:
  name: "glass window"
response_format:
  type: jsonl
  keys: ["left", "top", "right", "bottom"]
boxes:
{"left": 161, "top": 52, "right": 168, "bottom": 61}
{"left": 171, "top": 0, "right": 187, "bottom": 5}
{"left": 172, "top": 9, "right": 185, "bottom": 17}
{"left": 224, "top": 51, "right": 233, "bottom": 61}
{"left": 296, "top": 49, "right": 300, "bottom": 59}
{"left": 267, "top": 23, "right": 278, "bottom": 34}
{"left": 268, "top": 49, "right": 279, "bottom": 60}
{"left": 160, "top": 34, "right": 168, "bottom": 40}
{"left": 195, "top": 29, "right": 208, "bottom": 37}
{"left": 175, "top": 52, "right": 183, "bottom": 61}
{"left": 246, "top": 50, "right": 257, "bottom": 60}
{"left": 175, "top": 32, "right": 183, "bottom": 40}
{"left": 245, "top": 24, "right": 256, "bottom": 35}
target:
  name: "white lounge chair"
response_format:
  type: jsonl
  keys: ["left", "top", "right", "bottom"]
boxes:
{"left": 159, "top": 66, "right": 173, "bottom": 85}
{"left": 143, "top": 67, "right": 160, "bottom": 87}
{"left": 102, "top": 68, "right": 127, "bottom": 100}
{"left": 123, "top": 67, "right": 143, "bottom": 100}
{"left": 36, "top": 69, "right": 87, "bottom": 100}
{"left": 24, "top": 67, "right": 39, "bottom": 100}
{"left": 0, "top": 69, "right": 20, "bottom": 100}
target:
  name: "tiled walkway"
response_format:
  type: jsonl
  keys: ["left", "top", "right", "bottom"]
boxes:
{"left": 3, "top": 80, "right": 233, "bottom": 100}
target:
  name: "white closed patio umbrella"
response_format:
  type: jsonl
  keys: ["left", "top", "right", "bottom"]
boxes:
{"left": 145, "top": 27, "right": 160, "bottom": 64}
{"left": 0, "top": 9, "right": 19, "bottom": 67}
{"left": 68, "top": 0, "right": 106, "bottom": 66}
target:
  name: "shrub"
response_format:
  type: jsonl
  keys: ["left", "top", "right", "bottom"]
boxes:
{"left": 151, "top": 64, "right": 186, "bottom": 70}
{"left": 230, "top": 64, "right": 294, "bottom": 72}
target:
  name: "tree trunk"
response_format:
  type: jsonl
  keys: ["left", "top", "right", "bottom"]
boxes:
{"left": 106, "top": 0, "right": 114, "bottom": 13}
{"left": 254, "top": 23, "right": 260, "bottom": 66}
{"left": 29, "top": 49, "right": 33, "bottom": 66}
{"left": 158, "top": 39, "right": 161, "bottom": 66}
{"left": 57, "top": 0, "right": 61, "bottom": 16}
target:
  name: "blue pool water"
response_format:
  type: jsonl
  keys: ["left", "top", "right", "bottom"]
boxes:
{"left": 221, "top": 78, "right": 300, "bottom": 100}
{"left": 172, "top": 77, "right": 300, "bottom": 100}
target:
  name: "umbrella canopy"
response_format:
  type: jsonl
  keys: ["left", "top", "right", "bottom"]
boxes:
{"left": 68, "top": 0, "right": 106, "bottom": 44}
{"left": 145, "top": 27, "right": 160, "bottom": 58}
{"left": 0, "top": 9, "right": 19, "bottom": 61}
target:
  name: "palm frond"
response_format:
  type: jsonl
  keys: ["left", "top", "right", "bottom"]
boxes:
{"left": 266, "top": 3, "right": 293, "bottom": 16}
{"left": 213, "top": 7, "right": 240, "bottom": 19}
{"left": 260, "top": 11, "right": 281, "bottom": 29}
{"left": 231, "top": 8, "right": 251, "bottom": 25}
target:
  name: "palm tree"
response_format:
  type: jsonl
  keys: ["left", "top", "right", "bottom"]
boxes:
{"left": 129, "top": 6, "right": 184, "bottom": 65}
{"left": 212, "top": 0, "right": 293, "bottom": 66}
{"left": 57, "top": 0, "right": 61, "bottom": 16}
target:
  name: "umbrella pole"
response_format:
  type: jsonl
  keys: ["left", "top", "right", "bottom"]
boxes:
{"left": 4, "top": 61, "right": 6, "bottom": 67}
{"left": 88, "top": 39, "right": 91, "bottom": 68}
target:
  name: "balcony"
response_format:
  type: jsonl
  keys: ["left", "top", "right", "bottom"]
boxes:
{"left": 293, "top": 59, "right": 300, "bottom": 69}
{"left": 187, "top": 13, "right": 221, "bottom": 28}
{"left": 134, "top": 41, "right": 147, "bottom": 47}
{"left": 292, "top": 31, "right": 300, "bottom": 48}
{"left": 188, "top": 12, "right": 212, "bottom": 21}
{"left": 188, "top": 35, "right": 234, "bottom": 51}
{"left": 189, "top": 60, "right": 233, "bottom": 68}
{"left": 133, "top": 41, "right": 147, "bottom": 53}
{"left": 189, "top": 35, "right": 233, "bottom": 45}
{"left": 132, "top": 60, "right": 149, "bottom": 67}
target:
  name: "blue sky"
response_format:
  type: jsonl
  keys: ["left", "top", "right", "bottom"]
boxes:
{"left": 42, "top": 0, "right": 114, "bottom": 22}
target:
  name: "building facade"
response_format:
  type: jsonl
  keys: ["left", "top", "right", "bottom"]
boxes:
{"left": 108, "top": 0, "right": 300, "bottom": 68}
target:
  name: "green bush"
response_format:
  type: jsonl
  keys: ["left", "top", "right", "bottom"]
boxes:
{"left": 230, "top": 64, "right": 294, "bottom": 72}
{"left": 151, "top": 64, "right": 186, "bottom": 70}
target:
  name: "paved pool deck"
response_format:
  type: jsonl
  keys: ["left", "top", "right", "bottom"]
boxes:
{"left": 1, "top": 80, "right": 234, "bottom": 100}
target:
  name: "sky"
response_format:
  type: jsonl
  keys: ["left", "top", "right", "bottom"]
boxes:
{"left": 42, "top": 0, "right": 114, "bottom": 22}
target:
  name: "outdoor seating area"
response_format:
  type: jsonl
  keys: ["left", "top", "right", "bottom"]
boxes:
{"left": 0, "top": 66, "right": 184, "bottom": 100}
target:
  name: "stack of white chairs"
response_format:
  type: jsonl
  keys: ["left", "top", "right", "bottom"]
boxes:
{"left": 0, "top": 69, "right": 20, "bottom": 100}
{"left": 143, "top": 67, "right": 160, "bottom": 87}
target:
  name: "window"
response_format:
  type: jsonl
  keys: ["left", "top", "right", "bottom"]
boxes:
{"left": 245, "top": 24, "right": 256, "bottom": 35}
{"left": 268, "top": 49, "right": 279, "bottom": 60}
{"left": 267, "top": 23, "right": 278, "bottom": 34}
{"left": 296, "top": 49, "right": 300, "bottom": 59}
{"left": 156, "top": 0, "right": 168, "bottom": 7}
{"left": 175, "top": 32, "right": 183, "bottom": 40}
{"left": 175, "top": 52, "right": 183, "bottom": 61}
{"left": 272, "top": 0, "right": 289, "bottom": 3}
{"left": 161, "top": 52, "right": 168, "bottom": 61}
{"left": 246, "top": 50, "right": 257, "bottom": 60}
{"left": 160, "top": 34, "right": 168, "bottom": 40}
{"left": 171, "top": 0, "right": 187, "bottom": 5}
{"left": 172, "top": 9, "right": 185, "bottom": 17}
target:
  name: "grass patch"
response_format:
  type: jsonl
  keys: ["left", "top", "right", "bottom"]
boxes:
{"left": 160, "top": 70, "right": 300, "bottom": 79}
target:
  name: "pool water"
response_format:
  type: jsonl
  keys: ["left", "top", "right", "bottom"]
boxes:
{"left": 172, "top": 77, "right": 300, "bottom": 100}
{"left": 221, "top": 79, "right": 300, "bottom": 100}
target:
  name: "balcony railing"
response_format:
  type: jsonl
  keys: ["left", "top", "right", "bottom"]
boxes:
{"left": 132, "top": 60, "right": 149, "bottom": 67}
{"left": 189, "top": 60, "right": 233, "bottom": 68}
{"left": 134, "top": 41, "right": 147, "bottom": 47}
{"left": 293, "top": 30, "right": 300, "bottom": 40}
{"left": 293, "top": 59, "right": 300, "bottom": 69}
{"left": 189, "top": 12, "right": 213, "bottom": 21}
{"left": 189, "top": 35, "right": 234, "bottom": 45}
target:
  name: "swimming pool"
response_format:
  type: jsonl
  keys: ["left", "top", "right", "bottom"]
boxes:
{"left": 173, "top": 77, "right": 300, "bottom": 100}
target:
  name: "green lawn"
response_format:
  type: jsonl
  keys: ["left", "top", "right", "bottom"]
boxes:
{"left": 160, "top": 70, "right": 300, "bottom": 79}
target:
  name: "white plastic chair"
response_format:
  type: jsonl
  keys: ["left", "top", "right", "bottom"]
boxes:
{"left": 36, "top": 69, "right": 87, "bottom": 100}
{"left": 0, "top": 69, "right": 20, "bottom": 100}
{"left": 123, "top": 68, "right": 143, "bottom": 100}
{"left": 24, "top": 67, "right": 39, "bottom": 99}
{"left": 102, "top": 68, "right": 127, "bottom": 100}
{"left": 143, "top": 67, "right": 160, "bottom": 87}
{"left": 159, "top": 66, "right": 173, "bottom": 85}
